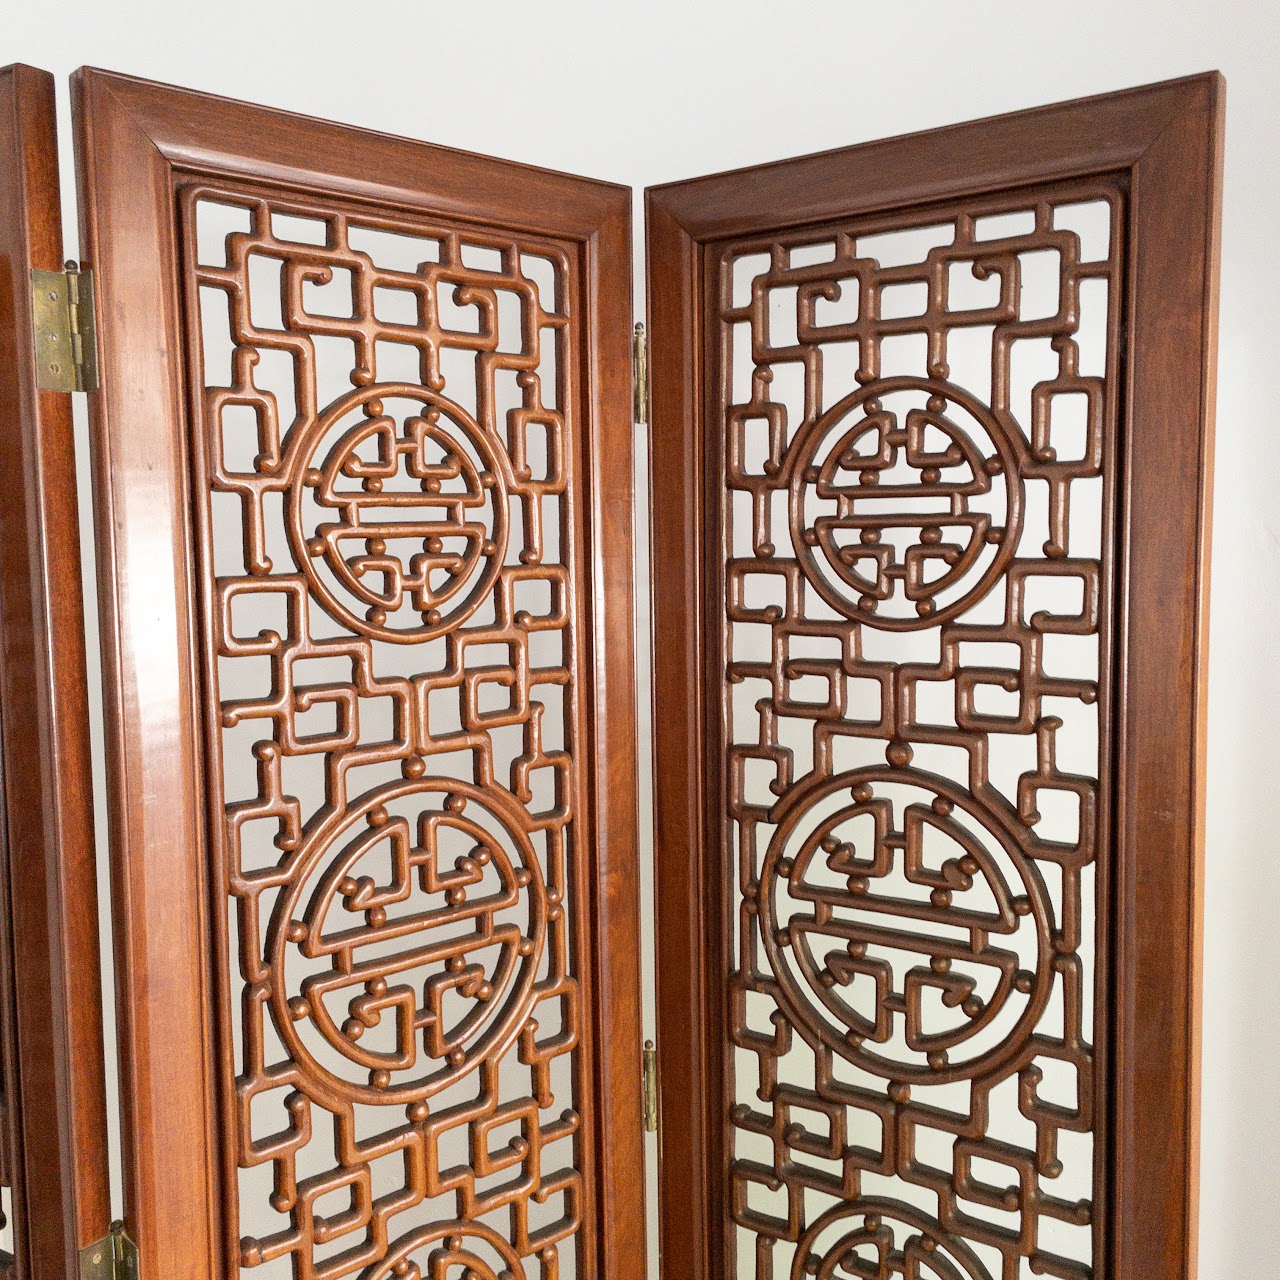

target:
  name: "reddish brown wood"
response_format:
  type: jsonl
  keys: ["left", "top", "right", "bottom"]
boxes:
{"left": 0, "top": 63, "right": 113, "bottom": 1280}
{"left": 647, "top": 73, "right": 1222, "bottom": 1280}
{"left": 74, "top": 68, "right": 644, "bottom": 1280}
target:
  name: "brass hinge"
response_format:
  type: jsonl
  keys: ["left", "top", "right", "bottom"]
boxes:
{"left": 30, "top": 262, "right": 99, "bottom": 393}
{"left": 642, "top": 1039, "right": 659, "bottom": 1132}
{"left": 79, "top": 1222, "right": 138, "bottom": 1280}
{"left": 632, "top": 321, "right": 648, "bottom": 425}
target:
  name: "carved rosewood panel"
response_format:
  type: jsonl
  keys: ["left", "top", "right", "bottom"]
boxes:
{"left": 181, "top": 186, "right": 592, "bottom": 1280}
{"left": 715, "top": 184, "right": 1123, "bottom": 1280}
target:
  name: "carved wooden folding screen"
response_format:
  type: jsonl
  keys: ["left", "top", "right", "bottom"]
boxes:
{"left": 72, "top": 70, "right": 643, "bottom": 1280}
{"left": 0, "top": 63, "right": 1221, "bottom": 1280}
{"left": 647, "top": 76, "right": 1221, "bottom": 1280}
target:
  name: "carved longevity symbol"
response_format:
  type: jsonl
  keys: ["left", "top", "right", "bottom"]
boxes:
{"left": 793, "top": 1201, "right": 995, "bottom": 1280}
{"left": 270, "top": 778, "right": 545, "bottom": 1104}
{"left": 367, "top": 1223, "right": 528, "bottom": 1280}
{"left": 289, "top": 385, "right": 509, "bottom": 643}
{"left": 791, "top": 378, "right": 1022, "bottom": 630}
{"left": 760, "top": 768, "right": 1050, "bottom": 1084}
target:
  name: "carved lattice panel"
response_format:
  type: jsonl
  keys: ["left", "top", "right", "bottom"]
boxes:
{"left": 717, "top": 185, "right": 1123, "bottom": 1280}
{"left": 180, "top": 185, "right": 591, "bottom": 1280}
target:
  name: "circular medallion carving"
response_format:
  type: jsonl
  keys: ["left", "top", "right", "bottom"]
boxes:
{"left": 366, "top": 1223, "right": 527, "bottom": 1280}
{"left": 287, "top": 384, "right": 508, "bottom": 643}
{"left": 267, "top": 776, "right": 545, "bottom": 1105}
{"left": 759, "top": 767, "right": 1050, "bottom": 1083}
{"left": 793, "top": 1201, "right": 993, "bottom": 1280}
{"left": 789, "top": 377, "right": 1022, "bottom": 629}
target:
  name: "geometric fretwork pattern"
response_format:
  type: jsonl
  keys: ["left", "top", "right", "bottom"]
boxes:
{"left": 179, "top": 186, "right": 584, "bottom": 1280}
{"left": 718, "top": 187, "right": 1123, "bottom": 1280}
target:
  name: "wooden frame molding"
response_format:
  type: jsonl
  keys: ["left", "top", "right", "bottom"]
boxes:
{"left": 0, "top": 63, "right": 112, "bottom": 1280}
{"left": 74, "top": 68, "right": 644, "bottom": 1280}
{"left": 646, "top": 73, "right": 1223, "bottom": 1280}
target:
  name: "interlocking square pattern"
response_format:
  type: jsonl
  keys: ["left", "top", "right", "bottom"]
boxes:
{"left": 717, "top": 185, "right": 1123, "bottom": 1280}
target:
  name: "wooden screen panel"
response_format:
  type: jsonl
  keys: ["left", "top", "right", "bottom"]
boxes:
{"left": 75, "top": 70, "right": 643, "bottom": 1280}
{"left": 0, "top": 64, "right": 112, "bottom": 1280}
{"left": 647, "top": 75, "right": 1222, "bottom": 1280}
{"left": 719, "top": 182, "right": 1120, "bottom": 1280}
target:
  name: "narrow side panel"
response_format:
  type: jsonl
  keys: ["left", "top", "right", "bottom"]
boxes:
{"left": 0, "top": 61, "right": 112, "bottom": 1280}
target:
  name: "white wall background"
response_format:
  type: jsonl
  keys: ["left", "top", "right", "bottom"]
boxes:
{"left": 6, "top": 1, "right": 1277, "bottom": 1275}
